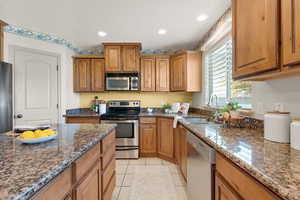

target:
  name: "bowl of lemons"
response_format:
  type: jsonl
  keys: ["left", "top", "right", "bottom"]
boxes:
{"left": 17, "top": 129, "right": 57, "bottom": 144}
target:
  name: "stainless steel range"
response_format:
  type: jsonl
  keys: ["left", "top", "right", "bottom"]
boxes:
{"left": 101, "top": 100, "right": 140, "bottom": 159}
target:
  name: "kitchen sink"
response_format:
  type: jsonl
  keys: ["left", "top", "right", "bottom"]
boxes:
{"left": 183, "top": 117, "right": 209, "bottom": 124}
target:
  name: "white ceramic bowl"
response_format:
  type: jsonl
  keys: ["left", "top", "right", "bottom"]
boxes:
{"left": 17, "top": 134, "right": 57, "bottom": 144}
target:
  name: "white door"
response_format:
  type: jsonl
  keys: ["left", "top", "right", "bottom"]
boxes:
{"left": 13, "top": 48, "right": 59, "bottom": 126}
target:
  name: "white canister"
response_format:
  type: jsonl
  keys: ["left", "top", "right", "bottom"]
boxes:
{"left": 99, "top": 104, "right": 106, "bottom": 115}
{"left": 291, "top": 119, "right": 300, "bottom": 150}
{"left": 264, "top": 112, "right": 291, "bottom": 143}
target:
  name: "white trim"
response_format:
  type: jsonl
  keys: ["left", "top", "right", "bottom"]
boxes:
{"left": 9, "top": 45, "right": 61, "bottom": 125}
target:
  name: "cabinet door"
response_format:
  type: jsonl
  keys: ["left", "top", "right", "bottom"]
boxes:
{"left": 141, "top": 56, "right": 156, "bottom": 91}
{"left": 156, "top": 57, "right": 170, "bottom": 91}
{"left": 232, "top": 0, "right": 279, "bottom": 79}
{"left": 140, "top": 124, "right": 157, "bottom": 154}
{"left": 105, "top": 46, "right": 121, "bottom": 72}
{"left": 157, "top": 118, "right": 174, "bottom": 160}
{"left": 180, "top": 128, "right": 187, "bottom": 180}
{"left": 215, "top": 174, "right": 241, "bottom": 200}
{"left": 91, "top": 59, "right": 105, "bottom": 92}
{"left": 74, "top": 59, "right": 91, "bottom": 92}
{"left": 122, "top": 46, "right": 140, "bottom": 72}
{"left": 174, "top": 127, "right": 181, "bottom": 164}
{"left": 75, "top": 164, "right": 100, "bottom": 200}
{"left": 171, "top": 55, "right": 186, "bottom": 91}
{"left": 282, "top": 0, "right": 300, "bottom": 66}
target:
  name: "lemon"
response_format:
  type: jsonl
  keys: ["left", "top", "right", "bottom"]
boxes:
{"left": 21, "top": 131, "right": 35, "bottom": 139}
{"left": 43, "top": 129, "right": 56, "bottom": 136}
{"left": 35, "top": 132, "right": 49, "bottom": 138}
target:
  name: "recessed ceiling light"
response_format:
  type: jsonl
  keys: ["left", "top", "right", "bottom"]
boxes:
{"left": 98, "top": 31, "right": 107, "bottom": 37}
{"left": 158, "top": 29, "right": 167, "bottom": 35}
{"left": 197, "top": 14, "right": 208, "bottom": 22}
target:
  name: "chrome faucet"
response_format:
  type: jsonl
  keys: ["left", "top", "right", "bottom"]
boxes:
{"left": 208, "top": 94, "right": 218, "bottom": 107}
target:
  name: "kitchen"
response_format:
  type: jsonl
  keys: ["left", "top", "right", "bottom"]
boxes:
{"left": 1, "top": 0, "right": 300, "bottom": 200}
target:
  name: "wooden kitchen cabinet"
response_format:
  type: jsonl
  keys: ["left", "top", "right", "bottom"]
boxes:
{"left": 140, "top": 117, "right": 157, "bottom": 156}
{"left": 156, "top": 56, "right": 170, "bottom": 91}
{"left": 216, "top": 153, "right": 281, "bottom": 200}
{"left": 170, "top": 51, "right": 202, "bottom": 92}
{"left": 74, "top": 59, "right": 91, "bottom": 92}
{"left": 75, "top": 163, "right": 100, "bottom": 200}
{"left": 141, "top": 55, "right": 170, "bottom": 92}
{"left": 141, "top": 56, "right": 156, "bottom": 91}
{"left": 215, "top": 174, "right": 241, "bottom": 200}
{"left": 0, "top": 20, "right": 7, "bottom": 61}
{"left": 157, "top": 117, "right": 174, "bottom": 162}
{"left": 104, "top": 43, "right": 141, "bottom": 73}
{"left": 73, "top": 57, "right": 105, "bottom": 92}
{"left": 232, "top": 0, "right": 280, "bottom": 79}
{"left": 281, "top": 0, "right": 300, "bottom": 67}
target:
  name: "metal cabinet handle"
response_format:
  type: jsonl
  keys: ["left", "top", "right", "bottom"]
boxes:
{"left": 15, "top": 114, "right": 23, "bottom": 119}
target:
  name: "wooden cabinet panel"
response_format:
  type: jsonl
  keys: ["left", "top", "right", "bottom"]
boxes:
{"left": 215, "top": 174, "right": 241, "bottom": 200}
{"left": 75, "top": 164, "right": 100, "bottom": 200}
{"left": 282, "top": 0, "right": 300, "bottom": 66}
{"left": 232, "top": 0, "right": 280, "bottom": 79}
{"left": 140, "top": 124, "right": 157, "bottom": 154}
{"left": 216, "top": 153, "right": 281, "bottom": 200}
{"left": 0, "top": 21, "right": 7, "bottom": 61}
{"left": 101, "top": 130, "right": 116, "bottom": 154}
{"left": 74, "top": 59, "right": 91, "bottom": 92}
{"left": 105, "top": 46, "right": 121, "bottom": 72}
{"left": 157, "top": 118, "right": 174, "bottom": 160}
{"left": 122, "top": 46, "right": 140, "bottom": 72}
{"left": 174, "top": 127, "right": 181, "bottom": 164}
{"left": 36, "top": 167, "right": 72, "bottom": 200}
{"left": 171, "top": 54, "right": 186, "bottom": 91}
{"left": 141, "top": 56, "right": 156, "bottom": 91}
{"left": 140, "top": 117, "right": 156, "bottom": 124}
{"left": 91, "top": 59, "right": 105, "bottom": 92}
{"left": 103, "top": 174, "right": 116, "bottom": 200}
{"left": 156, "top": 57, "right": 170, "bottom": 91}
{"left": 102, "top": 158, "right": 116, "bottom": 191}
{"left": 179, "top": 128, "right": 187, "bottom": 180}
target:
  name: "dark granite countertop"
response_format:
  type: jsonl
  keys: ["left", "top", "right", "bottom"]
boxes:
{"left": 0, "top": 123, "right": 116, "bottom": 200}
{"left": 178, "top": 118, "right": 300, "bottom": 200}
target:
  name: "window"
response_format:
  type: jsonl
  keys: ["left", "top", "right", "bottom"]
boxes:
{"left": 205, "top": 38, "right": 251, "bottom": 108}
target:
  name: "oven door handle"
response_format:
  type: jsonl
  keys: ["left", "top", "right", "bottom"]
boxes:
{"left": 116, "top": 147, "right": 139, "bottom": 151}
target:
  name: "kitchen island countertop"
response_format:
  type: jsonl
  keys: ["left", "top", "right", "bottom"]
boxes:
{"left": 0, "top": 123, "right": 116, "bottom": 200}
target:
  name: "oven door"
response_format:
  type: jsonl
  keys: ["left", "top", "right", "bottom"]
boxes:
{"left": 101, "top": 120, "right": 139, "bottom": 147}
{"left": 106, "top": 77, "right": 130, "bottom": 91}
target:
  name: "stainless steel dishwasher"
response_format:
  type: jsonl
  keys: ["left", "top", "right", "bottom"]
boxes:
{"left": 187, "top": 131, "right": 216, "bottom": 200}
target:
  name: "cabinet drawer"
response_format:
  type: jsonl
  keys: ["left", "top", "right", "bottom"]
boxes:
{"left": 74, "top": 144, "right": 100, "bottom": 181}
{"left": 140, "top": 117, "right": 156, "bottom": 124}
{"left": 103, "top": 173, "right": 116, "bottom": 200}
{"left": 102, "top": 131, "right": 116, "bottom": 153}
{"left": 102, "top": 158, "right": 116, "bottom": 192}
{"left": 102, "top": 144, "right": 116, "bottom": 170}
{"left": 216, "top": 153, "right": 280, "bottom": 200}
{"left": 36, "top": 167, "right": 72, "bottom": 200}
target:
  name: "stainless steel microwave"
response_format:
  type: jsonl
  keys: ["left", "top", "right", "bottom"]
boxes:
{"left": 106, "top": 73, "right": 139, "bottom": 91}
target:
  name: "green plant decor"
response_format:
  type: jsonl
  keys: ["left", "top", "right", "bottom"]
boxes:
{"left": 214, "top": 101, "right": 242, "bottom": 119}
{"left": 162, "top": 104, "right": 172, "bottom": 110}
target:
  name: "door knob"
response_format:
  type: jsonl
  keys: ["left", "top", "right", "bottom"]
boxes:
{"left": 15, "top": 114, "right": 23, "bottom": 119}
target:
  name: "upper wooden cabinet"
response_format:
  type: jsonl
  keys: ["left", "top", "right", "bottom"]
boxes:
{"left": 73, "top": 57, "right": 105, "bottom": 92}
{"left": 141, "top": 56, "right": 156, "bottom": 91}
{"left": 104, "top": 43, "right": 141, "bottom": 72}
{"left": 232, "top": 0, "right": 280, "bottom": 79}
{"left": 170, "top": 51, "right": 202, "bottom": 92}
{"left": 140, "top": 55, "right": 170, "bottom": 92}
{"left": 281, "top": 0, "right": 300, "bottom": 67}
{"left": 104, "top": 46, "right": 121, "bottom": 72}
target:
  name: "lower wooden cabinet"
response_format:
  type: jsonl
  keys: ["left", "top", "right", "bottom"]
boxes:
{"left": 157, "top": 117, "right": 174, "bottom": 161}
{"left": 140, "top": 123, "right": 157, "bottom": 155}
{"left": 35, "top": 130, "right": 116, "bottom": 200}
{"left": 75, "top": 163, "right": 100, "bottom": 200}
{"left": 215, "top": 173, "right": 241, "bottom": 200}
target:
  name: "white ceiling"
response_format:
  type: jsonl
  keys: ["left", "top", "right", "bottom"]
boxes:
{"left": 0, "top": 0, "right": 231, "bottom": 51}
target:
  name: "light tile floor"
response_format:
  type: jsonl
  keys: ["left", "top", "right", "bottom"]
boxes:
{"left": 113, "top": 158, "right": 187, "bottom": 200}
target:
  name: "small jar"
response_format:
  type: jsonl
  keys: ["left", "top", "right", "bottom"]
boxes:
{"left": 291, "top": 118, "right": 300, "bottom": 150}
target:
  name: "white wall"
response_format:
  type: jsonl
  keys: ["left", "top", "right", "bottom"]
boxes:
{"left": 3, "top": 32, "right": 80, "bottom": 122}
{"left": 192, "top": 74, "right": 300, "bottom": 118}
